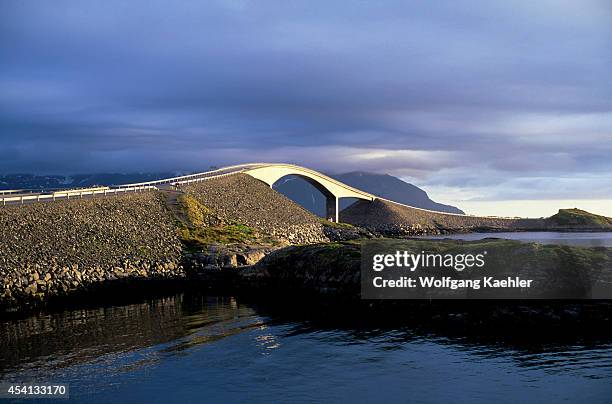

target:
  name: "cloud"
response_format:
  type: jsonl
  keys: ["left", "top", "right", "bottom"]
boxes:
{"left": 0, "top": 0, "right": 610, "bottom": 207}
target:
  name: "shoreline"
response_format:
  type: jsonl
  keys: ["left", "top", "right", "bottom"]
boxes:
{"left": 3, "top": 237, "right": 612, "bottom": 314}
{"left": 0, "top": 239, "right": 612, "bottom": 317}
{"left": 1, "top": 180, "right": 611, "bottom": 315}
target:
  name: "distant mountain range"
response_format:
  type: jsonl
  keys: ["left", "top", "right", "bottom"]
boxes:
{"left": 274, "top": 171, "right": 464, "bottom": 215}
{"left": 0, "top": 173, "right": 182, "bottom": 190}
{"left": 0, "top": 170, "right": 464, "bottom": 215}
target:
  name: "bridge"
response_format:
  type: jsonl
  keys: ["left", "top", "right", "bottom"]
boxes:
{"left": 1, "top": 163, "right": 489, "bottom": 223}
{"left": 244, "top": 164, "right": 375, "bottom": 222}
{"left": 122, "top": 163, "right": 376, "bottom": 222}
{"left": 0, "top": 163, "right": 378, "bottom": 222}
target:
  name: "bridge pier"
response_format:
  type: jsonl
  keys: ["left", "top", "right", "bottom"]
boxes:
{"left": 326, "top": 196, "right": 339, "bottom": 223}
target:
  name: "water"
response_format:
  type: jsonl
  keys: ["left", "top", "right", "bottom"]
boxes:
{"left": 1, "top": 294, "right": 612, "bottom": 403}
{"left": 418, "top": 231, "right": 612, "bottom": 247}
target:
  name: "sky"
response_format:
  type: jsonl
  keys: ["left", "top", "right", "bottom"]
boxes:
{"left": 1, "top": 0, "right": 611, "bottom": 217}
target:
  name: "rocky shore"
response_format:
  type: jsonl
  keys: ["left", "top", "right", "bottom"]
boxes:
{"left": 0, "top": 192, "right": 184, "bottom": 311}
{"left": 239, "top": 239, "right": 612, "bottom": 300}
{"left": 0, "top": 173, "right": 373, "bottom": 311}
{"left": 2, "top": 175, "right": 611, "bottom": 313}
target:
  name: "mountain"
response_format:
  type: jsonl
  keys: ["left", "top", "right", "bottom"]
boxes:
{"left": 274, "top": 171, "right": 464, "bottom": 215}
{"left": 0, "top": 172, "right": 184, "bottom": 190}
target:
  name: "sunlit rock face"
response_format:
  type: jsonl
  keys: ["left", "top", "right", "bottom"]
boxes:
{"left": 183, "top": 174, "right": 329, "bottom": 245}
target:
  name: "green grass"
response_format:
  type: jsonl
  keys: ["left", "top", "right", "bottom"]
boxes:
{"left": 176, "top": 194, "right": 275, "bottom": 250}
{"left": 177, "top": 194, "right": 212, "bottom": 228}
{"left": 319, "top": 218, "right": 355, "bottom": 229}
{"left": 548, "top": 208, "right": 612, "bottom": 228}
{"left": 180, "top": 224, "right": 258, "bottom": 250}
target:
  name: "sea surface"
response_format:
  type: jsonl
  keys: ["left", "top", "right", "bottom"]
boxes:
{"left": 418, "top": 231, "right": 612, "bottom": 247}
{"left": 1, "top": 293, "right": 612, "bottom": 403}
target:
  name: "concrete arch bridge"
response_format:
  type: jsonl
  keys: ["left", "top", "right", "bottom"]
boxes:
{"left": 117, "top": 163, "right": 375, "bottom": 222}
{"left": 244, "top": 164, "right": 375, "bottom": 222}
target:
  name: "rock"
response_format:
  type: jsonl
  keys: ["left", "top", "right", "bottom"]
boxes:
{"left": 341, "top": 200, "right": 480, "bottom": 234}
{"left": 0, "top": 192, "right": 185, "bottom": 310}
{"left": 183, "top": 174, "right": 329, "bottom": 244}
{"left": 241, "top": 239, "right": 612, "bottom": 300}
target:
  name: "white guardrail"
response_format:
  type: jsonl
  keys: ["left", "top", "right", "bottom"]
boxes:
{"left": 173, "top": 171, "right": 240, "bottom": 185}
{"left": 0, "top": 190, "right": 28, "bottom": 195}
{"left": 115, "top": 163, "right": 265, "bottom": 188}
{"left": 0, "top": 185, "right": 157, "bottom": 206}
{"left": 0, "top": 168, "right": 245, "bottom": 207}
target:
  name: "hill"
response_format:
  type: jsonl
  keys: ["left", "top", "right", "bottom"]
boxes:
{"left": 274, "top": 171, "right": 464, "bottom": 215}
{"left": 546, "top": 209, "right": 612, "bottom": 230}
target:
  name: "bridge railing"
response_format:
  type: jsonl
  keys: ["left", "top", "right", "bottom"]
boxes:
{"left": 0, "top": 190, "right": 29, "bottom": 195}
{"left": 173, "top": 171, "right": 241, "bottom": 186}
{"left": 0, "top": 185, "right": 157, "bottom": 206}
{"left": 379, "top": 197, "right": 519, "bottom": 220}
{"left": 115, "top": 163, "right": 268, "bottom": 188}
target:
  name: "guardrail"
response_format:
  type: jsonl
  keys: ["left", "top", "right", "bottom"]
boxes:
{"left": 0, "top": 169, "right": 247, "bottom": 207}
{"left": 379, "top": 197, "right": 519, "bottom": 220}
{"left": 0, "top": 187, "right": 104, "bottom": 195}
{"left": 174, "top": 171, "right": 240, "bottom": 185}
{"left": 115, "top": 163, "right": 266, "bottom": 188}
{"left": 0, "top": 190, "right": 30, "bottom": 195}
{"left": 1, "top": 185, "right": 157, "bottom": 206}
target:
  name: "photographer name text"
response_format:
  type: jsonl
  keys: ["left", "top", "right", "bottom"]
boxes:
{"left": 371, "top": 250, "right": 533, "bottom": 290}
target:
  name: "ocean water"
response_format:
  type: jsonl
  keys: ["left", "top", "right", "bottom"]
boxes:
{"left": 1, "top": 294, "right": 611, "bottom": 403}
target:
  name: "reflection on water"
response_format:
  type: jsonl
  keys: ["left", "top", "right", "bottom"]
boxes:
{"left": 418, "top": 231, "right": 612, "bottom": 247}
{"left": 1, "top": 294, "right": 612, "bottom": 403}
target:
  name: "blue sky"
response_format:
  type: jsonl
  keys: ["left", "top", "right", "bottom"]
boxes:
{"left": 1, "top": 0, "right": 611, "bottom": 216}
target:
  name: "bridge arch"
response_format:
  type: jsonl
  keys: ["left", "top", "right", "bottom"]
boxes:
{"left": 243, "top": 164, "right": 375, "bottom": 222}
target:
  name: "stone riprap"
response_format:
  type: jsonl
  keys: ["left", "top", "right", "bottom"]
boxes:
{"left": 184, "top": 244, "right": 273, "bottom": 271}
{"left": 183, "top": 174, "right": 329, "bottom": 244}
{"left": 0, "top": 192, "right": 184, "bottom": 310}
{"left": 341, "top": 199, "right": 541, "bottom": 235}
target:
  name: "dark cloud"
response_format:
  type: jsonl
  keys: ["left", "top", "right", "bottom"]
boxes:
{"left": 0, "top": 0, "right": 611, "bottom": 207}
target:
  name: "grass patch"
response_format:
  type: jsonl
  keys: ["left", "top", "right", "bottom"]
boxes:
{"left": 548, "top": 208, "right": 612, "bottom": 228}
{"left": 177, "top": 194, "right": 212, "bottom": 227}
{"left": 176, "top": 193, "right": 277, "bottom": 250}
{"left": 319, "top": 218, "right": 355, "bottom": 229}
{"left": 181, "top": 224, "right": 258, "bottom": 250}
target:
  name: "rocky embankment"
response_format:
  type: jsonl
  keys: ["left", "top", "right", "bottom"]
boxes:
{"left": 3, "top": 172, "right": 610, "bottom": 312}
{"left": 183, "top": 174, "right": 330, "bottom": 244}
{"left": 340, "top": 200, "right": 526, "bottom": 235}
{"left": 0, "top": 192, "right": 184, "bottom": 310}
{"left": 341, "top": 200, "right": 612, "bottom": 235}
{"left": 0, "top": 175, "right": 374, "bottom": 311}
